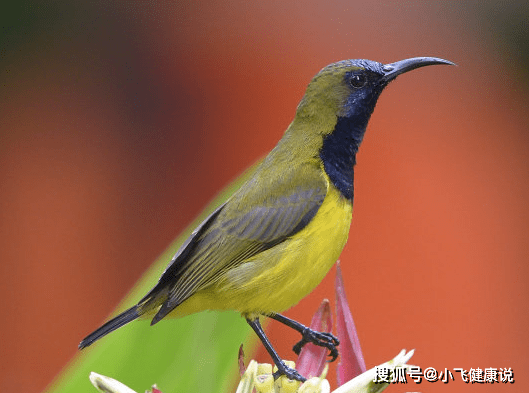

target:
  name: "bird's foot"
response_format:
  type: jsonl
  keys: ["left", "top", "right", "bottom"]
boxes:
{"left": 292, "top": 328, "right": 340, "bottom": 362}
{"left": 272, "top": 361, "right": 307, "bottom": 382}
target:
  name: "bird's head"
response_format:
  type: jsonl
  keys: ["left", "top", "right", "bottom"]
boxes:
{"left": 290, "top": 57, "right": 454, "bottom": 200}
{"left": 296, "top": 57, "right": 454, "bottom": 140}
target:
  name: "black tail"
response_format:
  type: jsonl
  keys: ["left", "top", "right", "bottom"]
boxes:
{"left": 78, "top": 305, "right": 140, "bottom": 349}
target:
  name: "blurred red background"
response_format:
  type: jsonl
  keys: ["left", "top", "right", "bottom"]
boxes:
{"left": 2, "top": 1, "right": 528, "bottom": 392}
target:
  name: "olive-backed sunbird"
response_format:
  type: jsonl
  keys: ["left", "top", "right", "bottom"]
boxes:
{"left": 79, "top": 56, "right": 454, "bottom": 381}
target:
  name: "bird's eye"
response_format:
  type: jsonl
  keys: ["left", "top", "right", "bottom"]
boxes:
{"left": 350, "top": 74, "right": 367, "bottom": 88}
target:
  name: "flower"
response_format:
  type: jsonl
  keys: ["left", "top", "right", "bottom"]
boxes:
{"left": 234, "top": 351, "right": 415, "bottom": 393}
{"left": 333, "top": 350, "right": 415, "bottom": 393}
{"left": 334, "top": 263, "right": 367, "bottom": 385}
{"left": 235, "top": 359, "right": 330, "bottom": 393}
{"left": 234, "top": 262, "right": 415, "bottom": 393}
{"left": 296, "top": 299, "right": 333, "bottom": 379}
{"left": 89, "top": 372, "right": 161, "bottom": 393}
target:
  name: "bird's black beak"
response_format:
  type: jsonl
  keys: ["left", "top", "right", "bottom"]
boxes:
{"left": 382, "top": 57, "right": 456, "bottom": 82}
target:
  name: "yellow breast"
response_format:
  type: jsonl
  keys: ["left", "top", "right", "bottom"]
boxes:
{"left": 166, "top": 176, "right": 352, "bottom": 319}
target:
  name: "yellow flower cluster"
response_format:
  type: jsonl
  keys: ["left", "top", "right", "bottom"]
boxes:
{"left": 236, "top": 360, "right": 330, "bottom": 393}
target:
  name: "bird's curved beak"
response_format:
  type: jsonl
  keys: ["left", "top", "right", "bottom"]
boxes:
{"left": 382, "top": 57, "right": 455, "bottom": 82}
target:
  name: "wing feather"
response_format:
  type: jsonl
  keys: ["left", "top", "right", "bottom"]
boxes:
{"left": 146, "top": 164, "right": 327, "bottom": 323}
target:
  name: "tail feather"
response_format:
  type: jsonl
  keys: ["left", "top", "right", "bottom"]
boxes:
{"left": 79, "top": 305, "right": 139, "bottom": 349}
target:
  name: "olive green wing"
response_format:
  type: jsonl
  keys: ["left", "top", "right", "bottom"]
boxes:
{"left": 142, "top": 167, "right": 327, "bottom": 324}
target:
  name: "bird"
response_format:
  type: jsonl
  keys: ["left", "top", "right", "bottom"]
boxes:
{"left": 79, "top": 56, "right": 454, "bottom": 382}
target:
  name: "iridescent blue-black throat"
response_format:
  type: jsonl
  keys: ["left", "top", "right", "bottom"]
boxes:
{"left": 319, "top": 114, "right": 368, "bottom": 201}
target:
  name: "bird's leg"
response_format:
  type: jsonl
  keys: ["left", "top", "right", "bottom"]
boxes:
{"left": 246, "top": 317, "right": 307, "bottom": 382}
{"left": 269, "top": 313, "right": 339, "bottom": 362}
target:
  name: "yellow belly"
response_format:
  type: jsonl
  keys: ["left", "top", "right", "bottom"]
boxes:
{"left": 166, "top": 182, "right": 352, "bottom": 319}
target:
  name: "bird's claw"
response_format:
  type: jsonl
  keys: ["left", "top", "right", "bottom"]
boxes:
{"left": 292, "top": 328, "right": 340, "bottom": 362}
{"left": 273, "top": 363, "right": 307, "bottom": 382}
